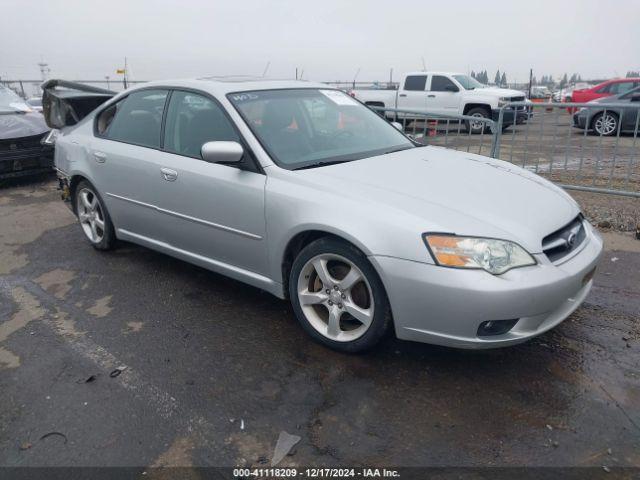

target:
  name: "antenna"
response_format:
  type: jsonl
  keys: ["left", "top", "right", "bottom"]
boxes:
{"left": 262, "top": 61, "right": 270, "bottom": 77}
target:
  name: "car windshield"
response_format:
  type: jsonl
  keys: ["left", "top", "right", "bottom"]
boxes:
{"left": 453, "top": 75, "right": 485, "bottom": 90}
{"left": 227, "top": 89, "right": 414, "bottom": 169}
{"left": 0, "top": 87, "right": 30, "bottom": 114}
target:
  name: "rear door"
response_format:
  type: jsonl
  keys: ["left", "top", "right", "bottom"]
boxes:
{"left": 151, "top": 89, "right": 269, "bottom": 276}
{"left": 397, "top": 75, "right": 428, "bottom": 116}
{"left": 425, "top": 75, "right": 461, "bottom": 115}
{"left": 90, "top": 89, "right": 169, "bottom": 241}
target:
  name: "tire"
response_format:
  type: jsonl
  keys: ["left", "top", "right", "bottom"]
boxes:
{"left": 74, "top": 180, "right": 117, "bottom": 250}
{"left": 591, "top": 112, "right": 619, "bottom": 136}
{"left": 465, "top": 107, "right": 491, "bottom": 134}
{"left": 289, "top": 237, "right": 392, "bottom": 353}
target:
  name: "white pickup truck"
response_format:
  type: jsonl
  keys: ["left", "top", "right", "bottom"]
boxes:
{"left": 349, "top": 72, "right": 529, "bottom": 133}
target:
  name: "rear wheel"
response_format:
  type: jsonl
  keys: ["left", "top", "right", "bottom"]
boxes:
{"left": 289, "top": 237, "right": 392, "bottom": 353}
{"left": 592, "top": 112, "right": 618, "bottom": 136}
{"left": 465, "top": 107, "right": 490, "bottom": 134}
{"left": 74, "top": 180, "right": 116, "bottom": 250}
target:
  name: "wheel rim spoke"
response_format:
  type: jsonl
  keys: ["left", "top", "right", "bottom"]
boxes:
{"left": 81, "top": 191, "right": 92, "bottom": 209}
{"left": 327, "top": 307, "right": 342, "bottom": 338}
{"left": 299, "top": 290, "right": 327, "bottom": 305}
{"left": 90, "top": 221, "right": 99, "bottom": 242}
{"left": 312, "top": 258, "right": 333, "bottom": 287}
{"left": 344, "top": 301, "right": 373, "bottom": 327}
{"left": 338, "top": 267, "right": 362, "bottom": 291}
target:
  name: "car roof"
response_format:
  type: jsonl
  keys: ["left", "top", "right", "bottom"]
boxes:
{"left": 126, "top": 77, "right": 331, "bottom": 97}
{"left": 403, "top": 71, "right": 464, "bottom": 76}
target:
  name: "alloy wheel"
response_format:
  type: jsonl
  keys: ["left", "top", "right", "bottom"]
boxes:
{"left": 76, "top": 188, "right": 106, "bottom": 243}
{"left": 296, "top": 253, "right": 374, "bottom": 342}
{"left": 594, "top": 113, "right": 617, "bottom": 136}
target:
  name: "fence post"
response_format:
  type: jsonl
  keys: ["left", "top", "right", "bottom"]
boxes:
{"left": 490, "top": 108, "right": 505, "bottom": 158}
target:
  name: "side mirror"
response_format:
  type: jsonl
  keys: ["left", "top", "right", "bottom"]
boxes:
{"left": 201, "top": 141, "right": 244, "bottom": 164}
{"left": 391, "top": 121, "right": 404, "bottom": 131}
{"left": 445, "top": 85, "right": 459, "bottom": 93}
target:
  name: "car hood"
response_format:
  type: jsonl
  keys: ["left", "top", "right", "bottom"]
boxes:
{"left": 0, "top": 112, "right": 49, "bottom": 140}
{"left": 297, "top": 147, "right": 579, "bottom": 253}
{"left": 475, "top": 87, "right": 525, "bottom": 97}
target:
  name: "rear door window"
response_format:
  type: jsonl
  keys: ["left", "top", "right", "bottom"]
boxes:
{"left": 163, "top": 91, "right": 239, "bottom": 159}
{"left": 404, "top": 75, "right": 427, "bottom": 91}
{"left": 104, "top": 89, "right": 169, "bottom": 148}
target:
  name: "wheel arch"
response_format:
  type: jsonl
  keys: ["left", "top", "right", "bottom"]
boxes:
{"left": 463, "top": 103, "right": 492, "bottom": 116}
{"left": 280, "top": 228, "right": 377, "bottom": 300}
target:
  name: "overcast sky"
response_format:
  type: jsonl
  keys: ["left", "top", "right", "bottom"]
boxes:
{"left": 2, "top": 0, "right": 638, "bottom": 85}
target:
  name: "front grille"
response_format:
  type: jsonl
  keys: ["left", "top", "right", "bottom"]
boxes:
{"left": 542, "top": 215, "right": 586, "bottom": 263}
{"left": 0, "top": 133, "right": 53, "bottom": 177}
{"left": 510, "top": 96, "right": 525, "bottom": 102}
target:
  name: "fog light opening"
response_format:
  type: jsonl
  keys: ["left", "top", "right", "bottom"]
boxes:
{"left": 477, "top": 319, "right": 519, "bottom": 337}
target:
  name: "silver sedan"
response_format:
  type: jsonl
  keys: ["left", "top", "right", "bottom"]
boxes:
{"left": 49, "top": 78, "right": 603, "bottom": 352}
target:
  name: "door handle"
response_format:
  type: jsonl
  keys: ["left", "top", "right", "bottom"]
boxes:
{"left": 427, "top": 95, "right": 436, "bottom": 98}
{"left": 93, "top": 151, "right": 107, "bottom": 163}
{"left": 399, "top": 94, "right": 407, "bottom": 97}
{"left": 160, "top": 167, "right": 178, "bottom": 182}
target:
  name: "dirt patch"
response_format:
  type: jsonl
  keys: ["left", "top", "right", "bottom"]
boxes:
{"left": 124, "top": 321, "right": 144, "bottom": 334}
{"left": 87, "top": 295, "right": 113, "bottom": 318}
{"left": 34, "top": 269, "right": 77, "bottom": 300}
{"left": 0, "top": 187, "right": 75, "bottom": 275}
{"left": 571, "top": 191, "right": 640, "bottom": 232}
{"left": 0, "top": 287, "right": 45, "bottom": 369}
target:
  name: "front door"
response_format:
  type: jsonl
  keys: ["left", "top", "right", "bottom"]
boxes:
{"left": 152, "top": 90, "right": 269, "bottom": 277}
{"left": 425, "top": 75, "right": 461, "bottom": 116}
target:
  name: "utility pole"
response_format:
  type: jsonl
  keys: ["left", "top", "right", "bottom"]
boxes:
{"left": 105, "top": 75, "right": 111, "bottom": 90}
{"left": 528, "top": 68, "right": 533, "bottom": 99}
{"left": 123, "top": 57, "right": 128, "bottom": 89}
{"left": 389, "top": 68, "right": 393, "bottom": 87}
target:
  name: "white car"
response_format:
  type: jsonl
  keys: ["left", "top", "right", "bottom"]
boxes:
{"left": 350, "top": 72, "right": 529, "bottom": 132}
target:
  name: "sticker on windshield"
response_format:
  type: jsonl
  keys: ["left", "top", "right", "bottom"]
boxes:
{"left": 320, "top": 90, "right": 358, "bottom": 106}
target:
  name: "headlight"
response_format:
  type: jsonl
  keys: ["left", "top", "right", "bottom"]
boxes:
{"left": 497, "top": 96, "right": 510, "bottom": 107}
{"left": 423, "top": 234, "right": 536, "bottom": 275}
{"left": 577, "top": 107, "right": 587, "bottom": 114}
{"left": 41, "top": 129, "right": 59, "bottom": 146}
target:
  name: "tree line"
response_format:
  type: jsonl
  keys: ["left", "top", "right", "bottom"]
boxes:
{"left": 470, "top": 70, "right": 586, "bottom": 88}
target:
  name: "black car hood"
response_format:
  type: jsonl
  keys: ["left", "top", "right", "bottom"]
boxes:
{"left": 0, "top": 112, "right": 49, "bottom": 140}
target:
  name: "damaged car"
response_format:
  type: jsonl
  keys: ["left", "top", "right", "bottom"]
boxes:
{"left": 44, "top": 78, "right": 603, "bottom": 352}
{"left": 0, "top": 85, "right": 53, "bottom": 180}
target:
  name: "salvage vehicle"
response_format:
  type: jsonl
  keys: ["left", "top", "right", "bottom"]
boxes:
{"left": 349, "top": 72, "right": 529, "bottom": 133}
{"left": 43, "top": 77, "right": 603, "bottom": 352}
{"left": 571, "top": 77, "right": 640, "bottom": 104}
{"left": 572, "top": 86, "right": 640, "bottom": 136}
{"left": 0, "top": 85, "right": 53, "bottom": 179}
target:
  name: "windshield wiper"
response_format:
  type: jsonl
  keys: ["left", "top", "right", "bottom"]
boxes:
{"left": 293, "top": 160, "right": 352, "bottom": 171}
{"left": 380, "top": 146, "right": 413, "bottom": 155}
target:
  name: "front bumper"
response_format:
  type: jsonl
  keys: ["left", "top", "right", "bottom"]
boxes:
{"left": 492, "top": 108, "right": 530, "bottom": 125}
{"left": 370, "top": 223, "right": 603, "bottom": 349}
{"left": 572, "top": 112, "right": 588, "bottom": 129}
{"left": 0, "top": 135, "right": 54, "bottom": 180}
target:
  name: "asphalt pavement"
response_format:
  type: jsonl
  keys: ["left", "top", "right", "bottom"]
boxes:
{"left": 1, "top": 176, "right": 639, "bottom": 470}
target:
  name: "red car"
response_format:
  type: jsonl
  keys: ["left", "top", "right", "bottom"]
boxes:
{"left": 571, "top": 78, "right": 640, "bottom": 103}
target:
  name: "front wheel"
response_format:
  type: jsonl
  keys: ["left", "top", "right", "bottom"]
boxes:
{"left": 465, "top": 107, "right": 491, "bottom": 134}
{"left": 75, "top": 180, "right": 116, "bottom": 250}
{"left": 289, "top": 237, "right": 392, "bottom": 353}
